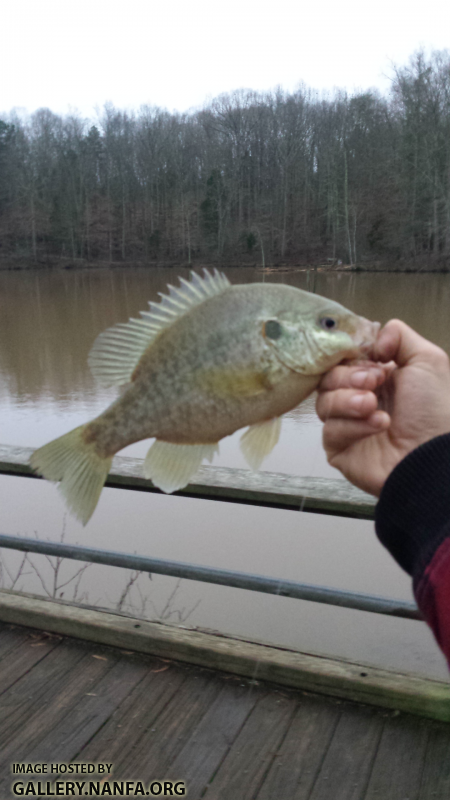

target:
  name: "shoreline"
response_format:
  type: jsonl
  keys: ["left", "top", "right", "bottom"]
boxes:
{"left": 1, "top": 257, "right": 449, "bottom": 275}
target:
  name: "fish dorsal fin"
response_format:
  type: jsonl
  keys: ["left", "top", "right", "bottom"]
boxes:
{"left": 88, "top": 269, "right": 230, "bottom": 387}
{"left": 240, "top": 417, "right": 282, "bottom": 471}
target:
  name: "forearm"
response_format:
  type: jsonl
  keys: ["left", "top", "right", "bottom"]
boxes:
{"left": 375, "top": 433, "right": 450, "bottom": 661}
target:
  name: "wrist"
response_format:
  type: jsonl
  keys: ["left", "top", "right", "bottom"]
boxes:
{"left": 375, "top": 433, "right": 450, "bottom": 576}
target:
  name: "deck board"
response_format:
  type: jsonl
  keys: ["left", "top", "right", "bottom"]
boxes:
{"left": 256, "top": 697, "right": 341, "bottom": 799}
{"left": 0, "top": 628, "right": 60, "bottom": 694}
{"left": 202, "top": 690, "right": 297, "bottom": 799}
{"left": 364, "top": 715, "right": 430, "bottom": 800}
{"left": 2, "top": 620, "right": 450, "bottom": 799}
{"left": 0, "top": 638, "right": 86, "bottom": 750}
{"left": 162, "top": 682, "right": 259, "bottom": 797}
{"left": 110, "top": 673, "right": 225, "bottom": 781}
{"left": 0, "top": 647, "right": 125, "bottom": 793}
{"left": 418, "top": 723, "right": 450, "bottom": 797}
{"left": 78, "top": 667, "right": 219, "bottom": 777}
{"left": 19, "top": 657, "right": 149, "bottom": 766}
{"left": 0, "top": 624, "right": 31, "bottom": 658}
{"left": 308, "top": 704, "right": 383, "bottom": 800}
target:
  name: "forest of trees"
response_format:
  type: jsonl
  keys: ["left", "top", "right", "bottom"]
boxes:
{"left": 1, "top": 50, "right": 450, "bottom": 270}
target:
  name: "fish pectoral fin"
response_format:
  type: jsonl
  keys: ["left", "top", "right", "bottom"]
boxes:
{"left": 240, "top": 417, "right": 282, "bottom": 471}
{"left": 144, "top": 440, "right": 219, "bottom": 494}
{"left": 199, "top": 368, "right": 269, "bottom": 398}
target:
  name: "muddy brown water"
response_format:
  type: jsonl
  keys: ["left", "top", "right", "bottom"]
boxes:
{"left": 1, "top": 267, "right": 449, "bottom": 680}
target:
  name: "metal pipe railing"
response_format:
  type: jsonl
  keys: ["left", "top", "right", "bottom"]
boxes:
{"left": 0, "top": 534, "right": 421, "bottom": 620}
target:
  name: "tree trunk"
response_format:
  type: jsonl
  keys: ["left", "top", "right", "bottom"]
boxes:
{"left": 433, "top": 192, "right": 439, "bottom": 255}
{"left": 343, "top": 149, "right": 353, "bottom": 265}
{"left": 122, "top": 189, "right": 126, "bottom": 261}
{"left": 281, "top": 180, "right": 287, "bottom": 258}
{"left": 30, "top": 194, "right": 37, "bottom": 263}
{"left": 85, "top": 199, "right": 91, "bottom": 262}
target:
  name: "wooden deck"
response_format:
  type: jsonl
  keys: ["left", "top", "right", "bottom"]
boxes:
{"left": 2, "top": 621, "right": 450, "bottom": 799}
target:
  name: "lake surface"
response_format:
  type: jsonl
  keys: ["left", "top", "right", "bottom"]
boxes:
{"left": 1, "top": 267, "right": 449, "bottom": 680}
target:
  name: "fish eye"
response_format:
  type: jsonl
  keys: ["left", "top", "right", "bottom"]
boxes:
{"left": 264, "top": 319, "right": 283, "bottom": 340}
{"left": 320, "top": 317, "right": 337, "bottom": 331}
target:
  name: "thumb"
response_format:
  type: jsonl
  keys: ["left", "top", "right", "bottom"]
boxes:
{"left": 374, "top": 319, "right": 435, "bottom": 367}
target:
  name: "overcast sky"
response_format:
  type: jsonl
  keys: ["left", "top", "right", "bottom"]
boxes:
{"left": 3, "top": 0, "right": 450, "bottom": 120}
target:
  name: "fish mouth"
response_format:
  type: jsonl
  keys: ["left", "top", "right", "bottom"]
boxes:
{"left": 354, "top": 320, "right": 381, "bottom": 357}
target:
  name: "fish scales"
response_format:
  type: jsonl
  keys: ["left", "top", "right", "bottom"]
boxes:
{"left": 30, "top": 271, "right": 380, "bottom": 524}
{"left": 85, "top": 284, "right": 316, "bottom": 451}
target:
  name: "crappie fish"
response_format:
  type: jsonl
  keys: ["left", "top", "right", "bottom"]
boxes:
{"left": 30, "top": 270, "right": 379, "bottom": 524}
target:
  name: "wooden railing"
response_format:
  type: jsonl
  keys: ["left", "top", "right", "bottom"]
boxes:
{"left": 0, "top": 444, "right": 419, "bottom": 620}
{"left": 4, "top": 443, "right": 450, "bottom": 723}
{"left": 0, "top": 444, "right": 376, "bottom": 518}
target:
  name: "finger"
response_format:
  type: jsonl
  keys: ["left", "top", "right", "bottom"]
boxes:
{"left": 319, "top": 363, "right": 387, "bottom": 392}
{"left": 316, "top": 389, "right": 378, "bottom": 422}
{"left": 323, "top": 412, "right": 390, "bottom": 453}
{"left": 375, "top": 319, "right": 449, "bottom": 369}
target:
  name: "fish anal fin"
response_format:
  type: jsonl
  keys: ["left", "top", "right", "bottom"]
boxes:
{"left": 144, "top": 440, "right": 219, "bottom": 493}
{"left": 240, "top": 417, "right": 282, "bottom": 471}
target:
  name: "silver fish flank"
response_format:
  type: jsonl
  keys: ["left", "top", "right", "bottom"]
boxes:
{"left": 30, "top": 270, "right": 379, "bottom": 523}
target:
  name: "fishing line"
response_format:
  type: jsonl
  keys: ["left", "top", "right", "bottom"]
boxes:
{"left": 256, "top": 268, "right": 354, "bottom": 678}
{"left": 261, "top": 268, "right": 320, "bottom": 661}
{"left": 273, "top": 269, "right": 339, "bottom": 663}
{"left": 245, "top": 256, "right": 287, "bottom": 689}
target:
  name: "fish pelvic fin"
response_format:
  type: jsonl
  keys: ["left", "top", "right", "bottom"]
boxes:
{"left": 144, "top": 440, "right": 219, "bottom": 494}
{"left": 240, "top": 417, "right": 282, "bottom": 471}
{"left": 88, "top": 269, "right": 230, "bottom": 388}
{"left": 30, "top": 426, "right": 112, "bottom": 525}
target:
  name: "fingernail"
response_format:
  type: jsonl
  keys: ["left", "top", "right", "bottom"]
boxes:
{"left": 349, "top": 394, "right": 364, "bottom": 410}
{"left": 350, "top": 371, "right": 369, "bottom": 388}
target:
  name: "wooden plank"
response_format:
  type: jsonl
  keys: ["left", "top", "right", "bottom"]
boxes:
{"left": 257, "top": 695, "right": 341, "bottom": 800}
{"left": 418, "top": 722, "right": 450, "bottom": 798}
{"left": 364, "top": 714, "right": 430, "bottom": 800}
{"left": 0, "top": 443, "right": 376, "bottom": 519}
{"left": 73, "top": 659, "right": 190, "bottom": 766}
{"left": 0, "top": 639, "right": 90, "bottom": 749}
{"left": 309, "top": 704, "right": 383, "bottom": 800}
{"left": 2, "top": 626, "right": 450, "bottom": 799}
{"left": 204, "top": 690, "right": 297, "bottom": 799}
{"left": 0, "top": 622, "right": 34, "bottom": 660}
{"left": 0, "top": 629, "right": 60, "bottom": 696}
{"left": 15, "top": 658, "right": 149, "bottom": 770}
{"left": 1, "top": 591, "right": 449, "bottom": 722}
{"left": 162, "top": 683, "right": 259, "bottom": 797}
{"left": 106, "top": 671, "right": 226, "bottom": 781}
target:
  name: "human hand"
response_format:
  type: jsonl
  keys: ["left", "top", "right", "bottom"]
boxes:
{"left": 316, "top": 320, "right": 450, "bottom": 497}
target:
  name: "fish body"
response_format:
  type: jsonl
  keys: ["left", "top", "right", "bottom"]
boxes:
{"left": 31, "top": 271, "right": 379, "bottom": 524}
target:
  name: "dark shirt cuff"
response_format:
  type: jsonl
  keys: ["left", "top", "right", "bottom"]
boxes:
{"left": 375, "top": 433, "right": 450, "bottom": 578}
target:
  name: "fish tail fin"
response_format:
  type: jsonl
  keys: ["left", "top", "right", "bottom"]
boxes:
{"left": 30, "top": 426, "right": 112, "bottom": 525}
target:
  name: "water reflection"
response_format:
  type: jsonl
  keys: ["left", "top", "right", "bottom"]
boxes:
{"left": 1, "top": 268, "right": 449, "bottom": 404}
{"left": 0, "top": 267, "right": 449, "bottom": 680}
